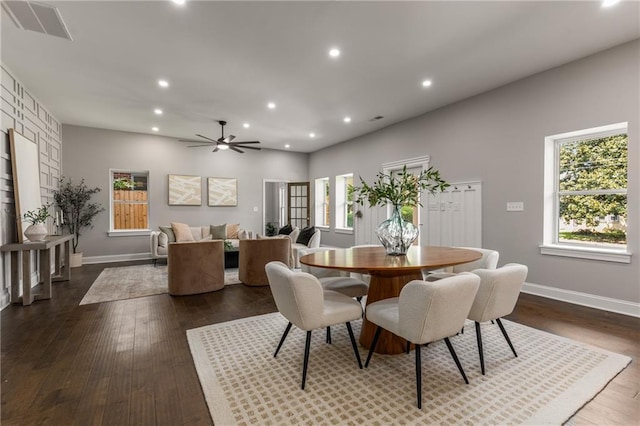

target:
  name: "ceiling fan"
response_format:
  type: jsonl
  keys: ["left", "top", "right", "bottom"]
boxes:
{"left": 179, "top": 120, "right": 261, "bottom": 153}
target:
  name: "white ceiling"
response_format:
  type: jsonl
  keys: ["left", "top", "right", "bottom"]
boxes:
{"left": 2, "top": 1, "right": 639, "bottom": 153}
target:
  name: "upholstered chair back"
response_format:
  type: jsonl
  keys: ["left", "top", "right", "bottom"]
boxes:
{"left": 451, "top": 247, "right": 499, "bottom": 273}
{"left": 239, "top": 238, "right": 291, "bottom": 286}
{"left": 398, "top": 273, "right": 480, "bottom": 344}
{"left": 265, "top": 261, "right": 326, "bottom": 330}
{"left": 167, "top": 240, "right": 225, "bottom": 295}
{"left": 468, "top": 263, "right": 528, "bottom": 323}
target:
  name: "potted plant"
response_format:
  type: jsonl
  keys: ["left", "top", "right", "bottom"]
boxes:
{"left": 53, "top": 177, "right": 105, "bottom": 267}
{"left": 350, "top": 165, "right": 449, "bottom": 255}
{"left": 22, "top": 204, "right": 51, "bottom": 242}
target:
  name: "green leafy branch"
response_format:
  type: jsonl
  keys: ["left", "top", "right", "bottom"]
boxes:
{"left": 349, "top": 165, "right": 449, "bottom": 208}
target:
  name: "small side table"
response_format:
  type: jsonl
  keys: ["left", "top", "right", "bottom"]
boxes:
{"left": 0, "top": 234, "right": 73, "bottom": 306}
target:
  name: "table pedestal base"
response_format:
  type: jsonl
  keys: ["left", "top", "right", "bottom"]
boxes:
{"left": 359, "top": 271, "right": 423, "bottom": 354}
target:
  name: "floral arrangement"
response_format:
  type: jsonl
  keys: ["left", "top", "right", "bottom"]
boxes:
{"left": 23, "top": 204, "right": 51, "bottom": 225}
{"left": 350, "top": 165, "right": 449, "bottom": 208}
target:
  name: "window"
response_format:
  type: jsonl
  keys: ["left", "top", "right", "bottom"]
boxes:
{"left": 110, "top": 170, "right": 150, "bottom": 234}
{"left": 314, "top": 177, "right": 330, "bottom": 228}
{"left": 335, "top": 173, "right": 354, "bottom": 231}
{"left": 542, "top": 122, "right": 630, "bottom": 263}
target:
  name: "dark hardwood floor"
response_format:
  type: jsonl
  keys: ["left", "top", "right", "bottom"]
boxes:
{"left": 2, "top": 260, "right": 638, "bottom": 425}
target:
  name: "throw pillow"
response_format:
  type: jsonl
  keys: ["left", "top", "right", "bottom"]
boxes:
{"left": 288, "top": 227, "right": 300, "bottom": 244}
{"left": 210, "top": 224, "right": 227, "bottom": 240}
{"left": 159, "top": 226, "right": 176, "bottom": 243}
{"left": 172, "top": 222, "right": 195, "bottom": 242}
{"left": 227, "top": 223, "right": 240, "bottom": 239}
{"left": 296, "top": 226, "right": 316, "bottom": 246}
{"left": 277, "top": 224, "right": 292, "bottom": 235}
{"left": 158, "top": 232, "right": 168, "bottom": 248}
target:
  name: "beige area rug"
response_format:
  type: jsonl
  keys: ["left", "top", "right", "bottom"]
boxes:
{"left": 80, "top": 264, "right": 241, "bottom": 305}
{"left": 187, "top": 313, "right": 630, "bottom": 425}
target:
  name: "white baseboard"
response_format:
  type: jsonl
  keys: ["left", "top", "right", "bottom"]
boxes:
{"left": 522, "top": 282, "right": 640, "bottom": 318}
{"left": 83, "top": 252, "right": 152, "bottom": 264}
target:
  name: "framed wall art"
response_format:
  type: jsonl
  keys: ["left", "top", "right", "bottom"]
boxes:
{"left": 208, "top": 177, "right": 237, "bottom": 206}
{"left": 168, "top": 174, "right": 202, "bottom": 205}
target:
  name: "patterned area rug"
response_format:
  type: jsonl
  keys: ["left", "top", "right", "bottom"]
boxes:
{"left": 80, "top": 264, "right": 241, "bottom": 305}
{"left": 187, "top": 313, "right": 630, "bottom": 425}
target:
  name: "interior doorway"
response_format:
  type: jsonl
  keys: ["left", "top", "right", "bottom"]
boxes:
{"left": 262, "top": 180, "right": 288, "bottom": 236}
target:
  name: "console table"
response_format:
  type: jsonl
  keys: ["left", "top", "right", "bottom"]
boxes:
{"left": 0, "top": 234, "right": 73, "bottom": 306}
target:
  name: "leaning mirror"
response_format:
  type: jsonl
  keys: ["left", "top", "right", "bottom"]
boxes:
{"left": 9, "top": 129, "right": 43, "bottom": 243}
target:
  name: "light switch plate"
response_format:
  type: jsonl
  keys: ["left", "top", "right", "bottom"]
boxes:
{"left": 506, "top": 202, "right": 524, "bottom": 212}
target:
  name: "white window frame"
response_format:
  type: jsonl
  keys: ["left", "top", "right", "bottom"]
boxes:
{"left": 108, "top": 169, "right": 151, "bottom": 237}
{"left": 335, "top": 173, "right": 354, "bottom": 234}
{"left": 314, "top": 177, "right": 330, "bottom": 229}
{"left": 541, "top": 122, "right": 630, "bottom": 263}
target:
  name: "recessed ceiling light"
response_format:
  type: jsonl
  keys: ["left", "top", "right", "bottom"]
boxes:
{"left": 309, "top": 133, "right": 316, "bottom": 138}
{"left": 243, "top": 123, "right": 250, "bottom": 128}
{"left": 152, "top": 127, "right": 159, "bottom": 132}
{"left": 154, "top": 108, "right": 163, "bottom": 115}
{"left": 422, "top": 80, "right": 432, "bottom": 88}
{"left": 158, "top": 79, "right": 169, "bottom": 88}
{"left": 285, "top": 144, "right": 290, "bottom": 149}
{"left": 267, "top": 102, "right": 276, "bottom": 109}
{"left": 172, "top": 0, "right": 186, "bottom": 5}
{"left": 329, "top": 48, "right": 340, "bottom": 58}
{"left": 601, "top": 0, "right": 620, "bottom": 7}
{"left": 343, "top": 117, "right": 351, "bottom": 123}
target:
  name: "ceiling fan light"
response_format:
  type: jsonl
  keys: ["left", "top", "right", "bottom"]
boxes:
{"left": 218, "top": 144, "right": 229, "bottom": 150}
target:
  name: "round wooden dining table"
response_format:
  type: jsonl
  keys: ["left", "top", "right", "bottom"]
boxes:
{"left": 299, "top": 245, "right": 482, "bottom": 355}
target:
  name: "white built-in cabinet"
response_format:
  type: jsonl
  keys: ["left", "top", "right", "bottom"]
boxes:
{"left": 426, "top": 181, "right": 482, "bottom": 247}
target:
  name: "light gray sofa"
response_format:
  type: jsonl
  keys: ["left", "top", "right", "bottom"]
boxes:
{"left": 150, "top": 225, "right": 253, "bottom": 265}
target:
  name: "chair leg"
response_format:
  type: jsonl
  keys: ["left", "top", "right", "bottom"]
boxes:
{"left": 153, "top": 258, "right": 157, "bottom": 267}
{"left": 274, "top": 322, "right": 293, "bottom": 358}
{"left": 415, "top": 343, "right": 422, "bottom": 409}
{"left": 365, "top": 326, "right": 382, "bottom": 368}
{"left": 345, "top": 322, "right": 363, "bottom": 369}
{"left": 475, "top": 321, "right": 485, "bottom": 375}
{"left": 496, "top": 318, "right": 518, "bottom": 358}
{"left": 444, "top": 337, "right": 469, "bottom": 384}
{"left": 406, "top": 340, "right": 411, "bottom": 354}
{"left": 326, "top": 326, "right": 332, "bottom": 344}
{"left": 301, "top": 330, "right": 312, "bottom": 390}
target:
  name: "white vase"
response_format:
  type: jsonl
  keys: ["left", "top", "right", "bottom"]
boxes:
{"left": 70, "top": 252, "right": 83, "bottom": 268}
{"left": 24, "top": 223, "right": 48, "bottom": 242}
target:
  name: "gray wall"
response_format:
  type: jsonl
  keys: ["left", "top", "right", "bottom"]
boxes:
{"left": 309, "top": 40, "right": 639, "bottom": 303}
{"left": 62, "top": 125, "right": 308, "bottom": 258}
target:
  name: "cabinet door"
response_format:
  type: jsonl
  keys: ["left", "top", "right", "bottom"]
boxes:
{"left": 426, "top": 181, "right": 482, "bottom": 247}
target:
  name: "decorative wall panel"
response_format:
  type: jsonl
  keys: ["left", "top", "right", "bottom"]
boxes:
{"left": 0, "top": 64, "right": 62, "bottom": 307}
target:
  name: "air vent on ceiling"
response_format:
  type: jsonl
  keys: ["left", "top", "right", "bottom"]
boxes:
{"left": 369, "top": 115, "right": 384, "bottom": 122}
{"left": 2, "top": 1, "right": 72, "bottom": 40}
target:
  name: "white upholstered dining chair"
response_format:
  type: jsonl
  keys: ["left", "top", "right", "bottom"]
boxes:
{"left": 265, "top": 261, "right": 363, "bottom": 389}
{"left": 424, "top": 247, "right": 499, "bottom": 281}
{"left": 364, "top": 273, "right": 481, "bottom": 409}
{"left": 467, "top": 263, "right": 528, "bottom": 375}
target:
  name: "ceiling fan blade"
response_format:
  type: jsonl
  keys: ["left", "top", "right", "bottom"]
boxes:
{"left": 179, "top": 139, "right": 213, "bottom": 144}
{"left": 196, "top": 134, "right": 219, "bottom": 143}
{"left": 230, "top": 146, "right": 244, "bottom": 154}
{"left": 212, "top": 146, "right": 219, "bottom": 152}
{"left": 228, "top": 140, "right": 260, "bottom": 145}
{"left": 226, "top": 134, "right": 236, "bottom": 142}
{"left": 235, "top": 145, "right": 261, "bottom": 150}
{"left": 187, "top": 144, "right": 215, "bottom": 148}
